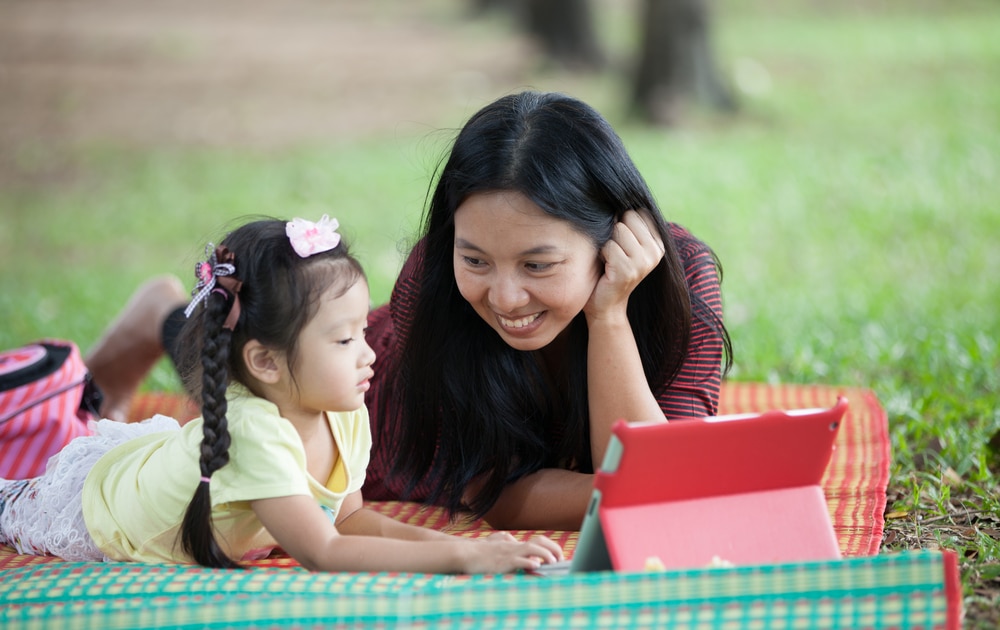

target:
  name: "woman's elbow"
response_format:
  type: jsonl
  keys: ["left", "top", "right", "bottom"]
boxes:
{"left": 480, "top": 506, "right": 523, "bottom": 531}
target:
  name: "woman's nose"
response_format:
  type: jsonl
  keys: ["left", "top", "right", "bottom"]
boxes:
{"left": 488, "top": 273, "right": 529, "bottom": 313}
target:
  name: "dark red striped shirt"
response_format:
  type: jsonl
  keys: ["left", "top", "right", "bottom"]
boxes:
{"left": 363, "top": 223, "right": 726, "bottom": 500}
{"left": 657, "top": 223, "right": 725, "bottom": 420}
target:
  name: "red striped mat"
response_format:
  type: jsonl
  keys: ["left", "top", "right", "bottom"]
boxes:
{"left": 1, "top": 382, "right": 889, "bottom": 570}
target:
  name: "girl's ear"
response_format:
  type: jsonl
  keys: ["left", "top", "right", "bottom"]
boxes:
{"left": 243, "top": 340, "right": 283, "bottom": 384}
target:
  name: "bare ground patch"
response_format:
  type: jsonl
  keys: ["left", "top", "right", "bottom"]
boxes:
{"left": 0, "top": 0, "right": 536, "bottom": 184}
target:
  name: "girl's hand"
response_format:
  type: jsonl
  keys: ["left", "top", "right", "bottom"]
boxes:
{"left": 482, "top": 531, "right": 518, "bottom": 543}
{"left": 255, "top": 495, "right": 564, "bottom": 574}
{"left": 460, "top": 534, "right": 564, "bottom": 574}
{"left": 585, "top": 209, "right": 665, "bottom": 323}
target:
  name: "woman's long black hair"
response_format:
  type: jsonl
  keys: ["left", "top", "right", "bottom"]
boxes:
{"left": 173, "top": 217, "right": 364, "bottom": 568}
{"left": 378, "top": 91, "right": 732, "bottom": 516}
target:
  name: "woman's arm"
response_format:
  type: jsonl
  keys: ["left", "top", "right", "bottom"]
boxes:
{"left": 584, "top": 210, "right": 668, "bottom": 465}
{"left": 252, "top": 494, "right": 562, "bottom": 574}
{"left": 474, "top": 468, "right": 595, "bottom": 531}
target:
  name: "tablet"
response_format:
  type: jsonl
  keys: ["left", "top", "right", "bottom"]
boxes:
{"left": 537, "top": 397, "right": 848, "bottom": 575}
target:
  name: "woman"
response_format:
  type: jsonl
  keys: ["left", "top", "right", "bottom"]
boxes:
{"left": 364, "top": 90, "right": 732, "bottom": 530}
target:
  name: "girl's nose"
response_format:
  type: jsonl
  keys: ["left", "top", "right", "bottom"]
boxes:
{"left": 361, "top": 338, "right": 376, "bottom": 367}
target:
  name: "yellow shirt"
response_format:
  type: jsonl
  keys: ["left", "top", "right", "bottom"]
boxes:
{"left": 81, "top": 385, "right": 371, "bottom": 563}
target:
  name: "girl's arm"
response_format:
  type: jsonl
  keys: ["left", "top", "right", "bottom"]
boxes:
{"left": 333, "top": 490, "right": 460, "bottom": 541}
{"left": 584, "top": 210, "right": 668, "bottom": 465}
{"left": 252, "top": 494, "right": 562, "bottom": 574}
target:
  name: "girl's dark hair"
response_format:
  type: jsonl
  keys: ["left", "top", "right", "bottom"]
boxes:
{"left": 379, "top": 90, "right": 732, "bottom": 516}
{"left": 174, "top": 217, "right": 364, "bottom": 569}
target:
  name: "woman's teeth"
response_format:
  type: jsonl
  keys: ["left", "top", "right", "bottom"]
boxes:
{"left": 499, "top": 313, "right": 540, "bottom": 328}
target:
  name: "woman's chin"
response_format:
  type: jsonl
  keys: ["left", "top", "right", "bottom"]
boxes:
{"left": 494, "top": 327, "right": 558, "bottom": 352}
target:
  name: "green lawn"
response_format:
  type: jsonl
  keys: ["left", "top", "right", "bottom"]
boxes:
{"left": 1, "top": 0, "right": 998, "bottom": 624}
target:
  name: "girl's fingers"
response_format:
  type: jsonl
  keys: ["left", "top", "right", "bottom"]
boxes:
{"left": 485, "top": 531, "right": 518, "bottom": 543}
{"left": 528, "top": 535, "right": 565, "bottom": 563}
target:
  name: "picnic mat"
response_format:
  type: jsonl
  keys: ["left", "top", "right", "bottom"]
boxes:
{"left": 0, "top": 549, "right": 960, "bottom": 629}
{"left": 3, "top": 382, "right": 959, "bottom": 628}
{"left": 125, "top": 382, "right": 896, "bottom": 557}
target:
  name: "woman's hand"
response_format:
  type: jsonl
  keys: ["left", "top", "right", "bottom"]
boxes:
{"left": 585, "top": 209, "right": 665, "bottom": 323}
{"left": 584, "top": 209, "right": 668, "bottom": 465}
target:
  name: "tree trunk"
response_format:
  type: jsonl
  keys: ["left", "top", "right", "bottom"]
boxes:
{"left": 469, "top": 0, "right": 515, "bottom": 16}
{"left": 517, "top": 0, "right": 605, "bottom": 71}
{"left": 631, "top": 0, "right": 736, "bottom": 125}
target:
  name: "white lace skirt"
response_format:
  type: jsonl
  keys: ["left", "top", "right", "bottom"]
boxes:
{"left": 0, "top": 414, "right": 179, "bottom": 561}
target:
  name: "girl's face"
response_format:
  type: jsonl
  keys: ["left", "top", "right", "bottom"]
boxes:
{"left": 453, "top": 190, "right": 602, "bottom": 352}
{"left": 290, "top": 278, "right": 375, "bottom": 414}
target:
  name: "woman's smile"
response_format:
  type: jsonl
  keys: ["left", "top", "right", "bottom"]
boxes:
{"left": 496, "top": 311, "right": 544, "bottom": 333}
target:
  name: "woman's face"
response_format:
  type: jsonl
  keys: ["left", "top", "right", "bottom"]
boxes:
{"left": 453, "top": 190, "right": 602, "bottom": 352}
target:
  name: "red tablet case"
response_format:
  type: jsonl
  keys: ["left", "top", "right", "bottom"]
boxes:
{"left": 594, "top": 397, "right": 848, "bottom": 571}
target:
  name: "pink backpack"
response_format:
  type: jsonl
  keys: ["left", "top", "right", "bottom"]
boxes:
{"left": 0, "top": 340, "right": 98, "bottom": 479}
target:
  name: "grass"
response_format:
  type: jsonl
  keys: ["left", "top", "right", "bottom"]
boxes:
{"left": 2, "top": 0, "right": 998, "bottom": 625}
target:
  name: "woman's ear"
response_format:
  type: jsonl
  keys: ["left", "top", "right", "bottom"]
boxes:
{"left": 243, "top": 340, "right": 283, "bottom": 384}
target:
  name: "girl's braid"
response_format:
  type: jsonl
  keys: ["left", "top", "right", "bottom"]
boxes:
{"left": 198, "top": 293, "right": 233, "bottom": 477}
{"left": 180, "top": 290, "right": 239, "bottom": 569}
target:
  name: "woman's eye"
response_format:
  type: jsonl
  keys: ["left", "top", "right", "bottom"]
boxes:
{"left": 462, "top": 256, "right": 486, "bottom": 267}
{"left": 526, "top": 262, "right": 554, "bottom": 272}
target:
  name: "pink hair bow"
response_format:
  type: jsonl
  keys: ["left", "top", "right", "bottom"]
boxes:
{"left": 286, "top": 214, "right": 341, "bottom": 258}
{"left": 184, "top": 244, "right": 243, "bottom": 330}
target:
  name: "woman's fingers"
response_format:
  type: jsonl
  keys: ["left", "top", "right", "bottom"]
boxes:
{"left": 587, "top": 209, "right": 665, "bottom": 320}
{"left": 602, "top": 210, "right": 664, "bottom": 281}
{"left": 621, "top": 209, "right": 665, "bottom": 258}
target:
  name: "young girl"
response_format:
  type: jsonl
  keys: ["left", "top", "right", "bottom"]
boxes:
{"left": 0, "top": 216, "right": 562, "bottom": 573}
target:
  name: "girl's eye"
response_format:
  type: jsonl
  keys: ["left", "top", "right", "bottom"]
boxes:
{"left": 338, "top": 326, "right": 368, "bottom": 345}
{"left": 461, "top": 256, "right": 486, "bottom": 267}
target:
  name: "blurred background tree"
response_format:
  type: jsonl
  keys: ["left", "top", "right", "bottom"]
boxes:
{"left": 473, "top": 0, "right": 736, "bottom": 124}
{"left": 631, "top": 0, "right": 737, "bottom": 123}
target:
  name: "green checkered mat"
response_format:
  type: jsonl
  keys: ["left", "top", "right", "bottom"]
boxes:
{"left": 0, "top": 549, "right": 960, "bottom": 629}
